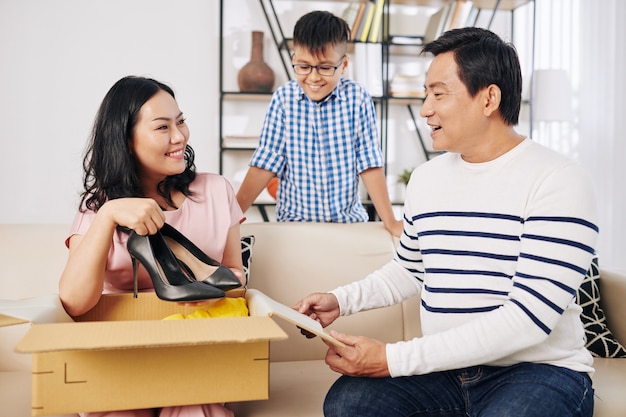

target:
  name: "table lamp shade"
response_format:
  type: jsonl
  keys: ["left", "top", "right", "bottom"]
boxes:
{"left": 533, "top": 69, "right": 574, "bottom": 122}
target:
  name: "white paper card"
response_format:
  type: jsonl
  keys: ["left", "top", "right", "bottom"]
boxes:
{"left": 246, "top": 289, "right": 345, "bottom": 348}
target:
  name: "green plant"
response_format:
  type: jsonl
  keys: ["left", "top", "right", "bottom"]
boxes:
{"left": 397, "top": 168, "right": 414, "bottom": 186}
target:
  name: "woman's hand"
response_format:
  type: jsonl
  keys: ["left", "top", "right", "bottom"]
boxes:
{"left": 100, "top": 198, "right": 166, "bottom": 235}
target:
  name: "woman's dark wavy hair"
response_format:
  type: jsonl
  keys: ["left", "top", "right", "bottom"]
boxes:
{"left": 422, "top": 27, "right": 522, "bottom": 126}
{"left": 80, "top": 75, "right": 196, "bottom": 212}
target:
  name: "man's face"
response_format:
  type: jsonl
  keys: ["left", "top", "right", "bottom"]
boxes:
{"left": 420, "top": 51, "right": 491, "bottom": 161}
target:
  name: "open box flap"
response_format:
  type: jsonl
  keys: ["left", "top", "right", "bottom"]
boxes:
{"left": 15, "top": 315, "right": 287, "bottom": 353}
{"left": 0, "top": 313, "right": 28, "bottom": 327}
{"left": 0, "top": 293, "right": 73, "bottom": 326}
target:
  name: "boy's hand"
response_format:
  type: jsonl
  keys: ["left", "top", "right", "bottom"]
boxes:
{"left": 385, "top": 219, "right": 403, "bottom": 237}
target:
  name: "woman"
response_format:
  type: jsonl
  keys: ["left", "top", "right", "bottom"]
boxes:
{"left": 59, "top": 75, "right": 242, "bottom": 417}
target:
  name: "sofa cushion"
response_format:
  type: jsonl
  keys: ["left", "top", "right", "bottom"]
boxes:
{"left": 591, "top": 358, "right": 626, "bottom": 417}
{"left": 240, "top": 222, "right": 404, "bottom": 362}
{"left": 241, "top": 235, "right": 255, "bottom": 286}
{"left": 577, "top": 256, "right": 626, "bottom": 358}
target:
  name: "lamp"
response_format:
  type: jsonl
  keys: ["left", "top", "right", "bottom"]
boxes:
{"left": 533, "top": 69, "right": 574, "bottom": 122}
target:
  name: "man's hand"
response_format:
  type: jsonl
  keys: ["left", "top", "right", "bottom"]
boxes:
{"left": 324, "top": 330, "right": 390, "bottom": 377}
{"left": 293, "top": 292, "right": 341, "bottom": 328}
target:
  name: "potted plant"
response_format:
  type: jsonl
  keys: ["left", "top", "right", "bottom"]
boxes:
{"left": 397, "top": 168, "right": 414, "bottom": 186}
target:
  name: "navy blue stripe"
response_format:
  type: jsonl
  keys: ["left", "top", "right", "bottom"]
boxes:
{"left": 425, "top": 285, "right": 508, "bottom": 296}
{"left": 404, "top": 233, "right": 419, "bottom": 241}
{"left": 522, "top": 233, "right": 595, "bottom": 254}
{"left": 511, "top": 299, "right": 551, "bottom": 335}
{"left": 421, "top": 299, "right": 500, "bottom": 314}
{"left": 526, "top": 216, "right": 599, "bottom": 232}
{"left": 515, "top": 272, "right": 576, "bottom": 296}
{"left": 425, "top": 268, "right": 511, "bottom": 279}
{"left": 397, "top": 252, "right": 417, "bottom": 263}
{"left": 399, "top": 241, "right": 419, "bottom": 253}
{"left": 413, "top": 211, "right": 522, "bottom": 222}
{"left": 513, "top": 282, "right": 563, "bottom": 314}
{"left": 422, "top": 249, "right": 518, "bottom": 262}
{"left": 419, "top": 230, "right": 519, "bottom": 241}
{"left": 519, "top": 253, "right": 587, "bottom": 275}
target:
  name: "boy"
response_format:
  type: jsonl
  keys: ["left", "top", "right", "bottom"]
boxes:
{"left": 236, "top": 10, "right": 402, "bottom": 236}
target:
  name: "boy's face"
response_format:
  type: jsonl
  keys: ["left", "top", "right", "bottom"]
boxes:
{"left": 292, "top": 44, "right": 348, "bottom": 102}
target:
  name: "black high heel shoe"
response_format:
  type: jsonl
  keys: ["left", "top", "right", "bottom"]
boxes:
{"left": 127, "top": 230, "right": 226, "bottom": 302}
{"left": 159, "top": 223, "right": 242, "bottom": 291}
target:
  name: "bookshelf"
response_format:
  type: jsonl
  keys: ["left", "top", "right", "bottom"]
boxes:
{"left": 219, "top": 0, "right": 536, "bottom": 218}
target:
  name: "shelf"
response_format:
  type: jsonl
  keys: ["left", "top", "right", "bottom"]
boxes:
{"left": 221, "top": 92, "right": 273, "bottom": 100}
{"left": 219, "top": 0, "right": 536, "bottom": 219}
{"left": 390, "top": 0, "right": 531, "bottom": 10}
{"left": 471, "top": 0, "right": 531, "bottom": 11}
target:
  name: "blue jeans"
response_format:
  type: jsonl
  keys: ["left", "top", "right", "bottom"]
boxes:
{"left": 323, "top": 363, "right": 593, "bottom": 417}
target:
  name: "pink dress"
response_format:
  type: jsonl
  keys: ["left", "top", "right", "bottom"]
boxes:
{"left": 68, "top": 173, "right": 243, "bottom": 417}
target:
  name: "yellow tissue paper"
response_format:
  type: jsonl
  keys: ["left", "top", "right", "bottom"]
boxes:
{"left": 162, "top": 297, "right": 248, "bottom": 320}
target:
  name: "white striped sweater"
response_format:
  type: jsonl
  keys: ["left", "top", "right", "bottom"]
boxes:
{"left": 332, "top": 139, "right": 599, "bottom": 377}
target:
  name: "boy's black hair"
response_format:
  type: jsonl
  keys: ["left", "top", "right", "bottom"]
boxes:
{"left": 292, "top": 10, "right": 350, "bottom": 57}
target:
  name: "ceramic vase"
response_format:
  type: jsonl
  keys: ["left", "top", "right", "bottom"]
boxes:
{"left": 238, "top": 31, "right": 275, "bottom": 93}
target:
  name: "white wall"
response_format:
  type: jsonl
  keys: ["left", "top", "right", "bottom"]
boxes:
{"left": 0, "top": 0, "right": 219, "bottom": 224}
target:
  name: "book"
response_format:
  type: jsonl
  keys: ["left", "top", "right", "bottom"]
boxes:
{"left": 341, "top": 1, "right": 361, "bottom": 33}
{"left": 353, "top": 41, "right": 369, "bottom": 88}
{"left": 350, "top": 2, "right": 367, "bottom": 41}
{"left": 368, "top": 0, "right": 385, "bottom": 43}
{"left": 389, "top": 74, "right": 425, "bottom": 98}
{"left": 367, "top": 43, "right": 383, "bottom": 97}
{"left": 246, "top": 289, "right": 345, "bottom": 348}
{"left": 447, "top": 0, "right": 474, "bottom": 30}
{"left": 423, "top": 4, "right": 453, "bottom": 44}
{"left": 358, "top": 1, "right": 376, "bottom": 43}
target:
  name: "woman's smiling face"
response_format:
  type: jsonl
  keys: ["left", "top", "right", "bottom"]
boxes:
{"left": 131, "top": 89, "right": 189, "bottom": 181}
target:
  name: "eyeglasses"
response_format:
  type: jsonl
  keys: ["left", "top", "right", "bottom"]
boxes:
{"left": 292, "top": 59, "right": 344, "bottom": 77}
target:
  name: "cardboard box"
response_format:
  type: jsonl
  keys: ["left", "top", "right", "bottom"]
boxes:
{"left": 11, "top": 291, "right": 288, "bottom": 416}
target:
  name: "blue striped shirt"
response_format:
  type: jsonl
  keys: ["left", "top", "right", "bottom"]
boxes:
{"left": 249, "top": 78, "right": 383, "bottom": 222}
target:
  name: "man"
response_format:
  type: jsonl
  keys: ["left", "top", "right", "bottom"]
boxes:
{"left": 294, "top": 27, "right": 598, "bottom": 417}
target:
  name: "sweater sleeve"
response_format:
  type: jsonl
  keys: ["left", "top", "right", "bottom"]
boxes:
{"left": 330, "top": 260, "right": 422, "bottom": 315}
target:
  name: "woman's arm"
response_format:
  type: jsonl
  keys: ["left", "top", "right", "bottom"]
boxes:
{"left": 221, "top": 223, "right": 245, "bottom": 286}
{"left": 59, "top": 198, "right": 166, "bottom": 316}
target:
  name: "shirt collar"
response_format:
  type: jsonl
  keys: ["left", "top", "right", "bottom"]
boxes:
{"left": 296, "top": 78, "right": 346, "bottom": 104}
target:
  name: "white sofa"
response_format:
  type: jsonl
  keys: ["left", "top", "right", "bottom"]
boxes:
{"left": 1, "top": 222, "right": 625, "bottom": 416}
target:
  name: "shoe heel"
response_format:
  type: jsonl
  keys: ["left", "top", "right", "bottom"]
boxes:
{"left": 131, "top": 256, "right": 139, "bottom": 298}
